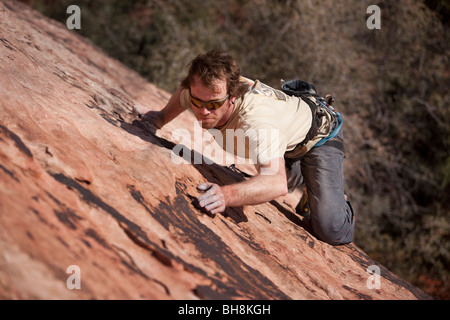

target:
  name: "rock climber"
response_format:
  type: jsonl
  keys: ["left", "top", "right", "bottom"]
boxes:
{"left": 134, "top": 49, "right": 355, "bottom": 245}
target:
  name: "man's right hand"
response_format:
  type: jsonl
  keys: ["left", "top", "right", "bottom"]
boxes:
{"left": 132, "top": 86, "right": 186, "bottom": 131}
{"left": 132, "top": 104, "right": 165, "bottom": 129}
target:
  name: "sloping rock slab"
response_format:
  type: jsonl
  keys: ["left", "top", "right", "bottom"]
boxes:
{"left": 0, "top": 0, "right": 430, "bottom": 300}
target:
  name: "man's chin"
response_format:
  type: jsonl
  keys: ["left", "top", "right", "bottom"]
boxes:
{"left": 198, "top": 120, "right": 217, "bottom": 129}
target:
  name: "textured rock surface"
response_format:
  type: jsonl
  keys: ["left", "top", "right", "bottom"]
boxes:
{"left": 0, "top": 0, "right": 430, "bottom": 300}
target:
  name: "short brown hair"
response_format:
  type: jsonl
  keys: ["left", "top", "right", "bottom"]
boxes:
{"left": 181, "top": 49, "right": 249, "bottom": 99}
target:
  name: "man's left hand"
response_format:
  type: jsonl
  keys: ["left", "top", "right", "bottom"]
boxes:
{"left": 197, "top": 183, "right": 226, "bottom": 215}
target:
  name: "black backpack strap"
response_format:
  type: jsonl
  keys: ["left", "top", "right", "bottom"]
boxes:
{"left": 281, "top": 79, "right": 322, "bottom": 153}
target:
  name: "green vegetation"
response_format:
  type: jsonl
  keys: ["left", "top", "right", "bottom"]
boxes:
{"left": 21, "top": 0, "right": 449, "bottom": 299}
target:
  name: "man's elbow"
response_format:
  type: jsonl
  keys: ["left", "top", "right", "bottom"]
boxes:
{"left": 273, "top": 175, "right": 288, "bottom": 198}
{"left": 260, "top": 157, "right": 288, "bottom": 198}
{"left": 278, "top": 183, "right": 288, "bottom": 197}
{"left": 277, "top": 164, "right": 289, "bottom": 197}
{"left": 268, "top": 183, "right": 288, "bottom": 203}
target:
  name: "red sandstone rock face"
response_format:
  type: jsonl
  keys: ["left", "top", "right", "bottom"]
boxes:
{"left": 0, "top": 0, "right": 430, "bottom": 300}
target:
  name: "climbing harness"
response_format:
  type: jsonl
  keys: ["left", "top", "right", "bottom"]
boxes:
{"left": 281, "top": 79, "right": 344, "bottom": 159}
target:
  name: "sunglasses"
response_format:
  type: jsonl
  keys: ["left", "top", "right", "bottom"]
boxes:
{"left": 189, "top": 90, "right": 230, "bottom": 110}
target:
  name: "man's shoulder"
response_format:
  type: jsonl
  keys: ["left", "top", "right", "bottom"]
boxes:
{"left": 239, "top": 76, "right": 255, "bottom": 88}
{"left": 241, "top": 78, "right": 289, "bottom": 104}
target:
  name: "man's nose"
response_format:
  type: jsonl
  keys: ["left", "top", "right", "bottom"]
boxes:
{"left": 199, "top": 106, "right": 211, "bottom": 115}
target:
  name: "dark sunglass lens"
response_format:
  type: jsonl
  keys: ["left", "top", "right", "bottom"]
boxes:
{"left": 190, "top": 94, "right": 228, "bottom": 110}
{"left": 209, "top": 102, "right": 220, "bottom": 110}
{"left": 190, "top": 97, "right": 202, "bottom": 108}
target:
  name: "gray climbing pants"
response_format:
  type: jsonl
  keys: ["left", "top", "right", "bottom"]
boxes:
{"left": 285, "top": 129, "right": 355, "bottom": 245}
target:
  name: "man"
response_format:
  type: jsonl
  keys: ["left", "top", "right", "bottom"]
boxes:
{"left": 135, "top": 49, "right": 355, "bottom": 245}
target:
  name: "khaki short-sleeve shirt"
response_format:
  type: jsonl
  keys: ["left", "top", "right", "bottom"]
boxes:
{"left": 180, "top": 77, "right": 312, "bottom": 165}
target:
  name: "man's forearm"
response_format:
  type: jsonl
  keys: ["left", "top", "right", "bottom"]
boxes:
{"left": 160, "top": 86, "right": 186, "bottom": 126}
{"left": 221, "top": 172, "right": 288, "bottom": 207}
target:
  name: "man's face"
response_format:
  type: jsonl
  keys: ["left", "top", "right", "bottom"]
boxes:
{"left": 190, "top": 75, "right": 233, "bottom": 129}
